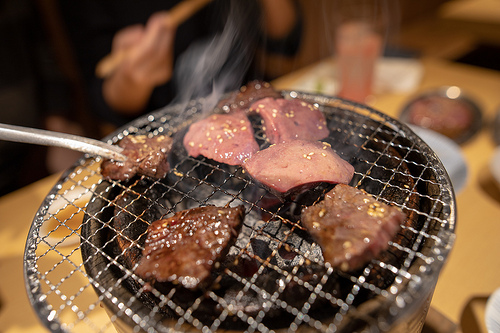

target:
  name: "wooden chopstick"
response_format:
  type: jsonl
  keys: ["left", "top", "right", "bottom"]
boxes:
{"left": 95, "top": 0, "right": 213, "bottom": 78}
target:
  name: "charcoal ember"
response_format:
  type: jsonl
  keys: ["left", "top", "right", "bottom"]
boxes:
{"left": 135, "top": 205, "right": 245, "bottom": 289}
{"left": 101, "top": 135, "right": 173, "bottom": 181}
{"left": 301, "top": 184, "right": 405, "bottom": 271}
{"left": 249, "top": 97, "right": 330, "bottom": 144}
{"left": 243, "top": 140, "right": 354, "bottom": 197}
{"left": 248, "top": 218, "right": 324, "bottom": 269}
{"left": 254, "top": 183, "right": 337, "bottom": 224}
{"left": 211, "top": 258, "right": 334, "bottom": 326}
{"left": 217, "top": 80, "right": 281, "bottom": 111}
{"left": 111, "top": 181, "right": 169, "bottom": 269}
{"left": 279, "top": 263, "right": 341, "bottom": 311}
{"left": 183, "top": 110, "right": 259, "bottom": 166}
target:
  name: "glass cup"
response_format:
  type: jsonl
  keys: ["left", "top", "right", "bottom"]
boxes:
{"left": 335, "top": 21, "right": 382, "bottom": 104}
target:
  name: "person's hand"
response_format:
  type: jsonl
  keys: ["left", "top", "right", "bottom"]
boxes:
{"left": 103, "top": 11, "right": 177, "bottom": 115}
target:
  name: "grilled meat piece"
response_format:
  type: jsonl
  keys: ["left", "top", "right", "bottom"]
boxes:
{"left": 249, "top": 97, "right": 330, "bottom": 144}
{"left": 301, "top": 184, "right": 405, "bottom": 271}
{"left": 101, "top": 135, "right": 173, "bottom": 181}
{"left": 183, "top": 110, "right": 259, "bottom": 165}
{"left": 135, "top": 205, "right": 245, "bottom": 289}
{"left": 243, "top": 140, "right": 354, "bottom": 196}
{"left": 217, "top": 80, "right": 281, "bottom": 111}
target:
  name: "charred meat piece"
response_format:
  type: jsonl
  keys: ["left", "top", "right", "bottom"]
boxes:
{"left": 135, "top": 205, "right": 245, "bottom": 289}
{"left": 249, "top": 97, "right": 330, "bottom": 144}
{"left": 217, "top": 80, "right": 281, "bottom": 111}
{"left": 101, "top": 135, "right": 173, "bottom": 181}
{"left": 243, "top": 140, "right": 354, "bottom": 196}
{"left": 183, "top": 110, "right": 259, "bottom": 165}
{"left": 301, "top": 184, "right": 405, "bottom": 271}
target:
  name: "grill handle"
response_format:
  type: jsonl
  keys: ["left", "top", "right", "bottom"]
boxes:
{"left": 0, "top": 123, "right": 126, "bottom": 162}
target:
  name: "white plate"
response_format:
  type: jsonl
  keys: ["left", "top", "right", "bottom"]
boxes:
{"left": 287, "top": 57, "right": 423, "bottom": 96}
{"left": 409, "top": 125, "right": 468, "bottom": 194}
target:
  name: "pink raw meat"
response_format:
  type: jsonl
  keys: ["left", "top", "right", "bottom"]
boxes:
{"left": 243, "top": 140, "right": 354, "bottom": 195}
{"left": 249, "top": 97, "right": 330, "bottom": 144}
{"left": 183, "top": 110, "right": 259, "bottom": 165}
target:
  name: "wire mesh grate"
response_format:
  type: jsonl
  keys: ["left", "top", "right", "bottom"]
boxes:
{"left": 24, "top": 92, "right": 456, "bottom": 333}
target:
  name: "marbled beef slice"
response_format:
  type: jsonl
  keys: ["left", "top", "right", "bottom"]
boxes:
{"left": 301, "top": 184, "right": 405, "bottom": 271}
{"left": 135, "top": 205, "right": 245, "bottom": 289}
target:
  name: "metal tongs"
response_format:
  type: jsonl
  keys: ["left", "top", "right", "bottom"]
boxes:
{"left": 0, "top": 123, "right": 126, "bottom": 162}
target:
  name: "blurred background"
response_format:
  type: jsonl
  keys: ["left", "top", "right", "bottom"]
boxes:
{"left": 0, "top": 0, "right": 499, "bottom": 196}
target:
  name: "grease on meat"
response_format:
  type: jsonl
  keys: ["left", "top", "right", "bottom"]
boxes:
{"left": 135, "top": 205, "right": 245, "bottom": 289}
{"left": 183, "top": 110, "right": 259, "bottom": 165}
{"left": 301, "top": 184, "right": 405, "bottom": 271}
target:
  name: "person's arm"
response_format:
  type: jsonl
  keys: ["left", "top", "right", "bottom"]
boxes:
{"left": 102, "top": 11, "right": 176, "bottom": 115}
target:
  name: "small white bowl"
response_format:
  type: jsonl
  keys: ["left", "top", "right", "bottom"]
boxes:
{"left": 409, "top": 125, "right": 468, "bottom": 194}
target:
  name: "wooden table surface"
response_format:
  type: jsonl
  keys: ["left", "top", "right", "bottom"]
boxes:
{"left": 1, "top": 57, "right": 500, "bottom": 332}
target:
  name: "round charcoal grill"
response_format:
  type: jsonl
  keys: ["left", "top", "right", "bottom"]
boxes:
{"left": 24, "top": 91, "right": 456, "bottom": 333}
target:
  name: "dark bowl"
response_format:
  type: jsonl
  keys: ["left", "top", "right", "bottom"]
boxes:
{"left": 399, "top": 86, "right": 483, "bottom": 144}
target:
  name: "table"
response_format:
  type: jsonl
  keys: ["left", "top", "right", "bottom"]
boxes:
{"left": 0, "top": 173, "right": 61, "bottom": 333}
{"left": 1, "top": 57, "right": 499, "bottom": 332}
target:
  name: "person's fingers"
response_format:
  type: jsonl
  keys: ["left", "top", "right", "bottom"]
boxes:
{"left": 131, "top": 12, "right": 176, "bottom": 83}
{"left": 111, "top": 11, "right": 176, "bottom": 86}
{"left": 112, "top": 24, "right": 145, "bottom": 51}
{"left": 142, "top": 11, "right": 176, "bottom": 54}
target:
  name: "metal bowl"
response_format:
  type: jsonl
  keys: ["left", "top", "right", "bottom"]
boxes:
{"left": 399, "top": 86, "right": 483, "bottom": 144}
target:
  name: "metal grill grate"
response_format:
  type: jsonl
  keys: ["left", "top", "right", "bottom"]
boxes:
{"left": 24, "top": 91, "right": 456, "bottom": 333}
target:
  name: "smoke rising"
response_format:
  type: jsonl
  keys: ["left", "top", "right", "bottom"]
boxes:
{"left": 172, "top": 0, "right": 259, "bottom": 115}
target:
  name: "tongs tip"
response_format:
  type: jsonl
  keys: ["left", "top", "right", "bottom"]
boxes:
{"left": 106, "top": 147, "right": 127, "bottom": 162}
